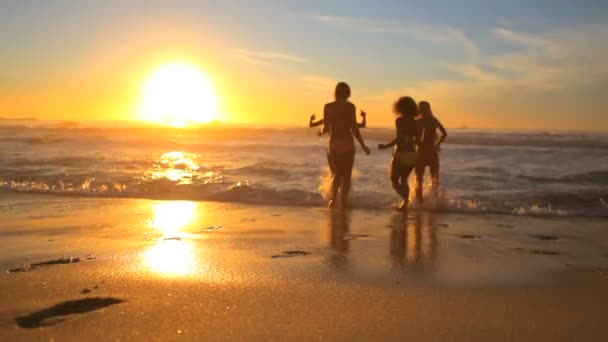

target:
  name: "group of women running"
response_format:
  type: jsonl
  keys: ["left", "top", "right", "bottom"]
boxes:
{"left": 309, "top": 82, "right": 447, "bottom": 210}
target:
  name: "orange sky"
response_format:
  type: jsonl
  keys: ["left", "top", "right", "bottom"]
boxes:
{"left": 1, "top": 1, "right": 607, "bottom": 131}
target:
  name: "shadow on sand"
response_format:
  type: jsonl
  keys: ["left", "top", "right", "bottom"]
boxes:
{"left": 15, "top": 297, "right": 124, "bottom": 328}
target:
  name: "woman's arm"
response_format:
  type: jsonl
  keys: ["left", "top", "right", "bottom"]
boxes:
{"left": 309, "top": 114, "right": 324, "bottom": 128}
{"left": 436, "top": 118, "right": 447, "bottom": 147}
{"left": 378, "top": 138, "right": 396, "bottom": 150}
{"left": 357, "top": 111, "right": 367, "bottom": 128}
{"left": 352, "top": 125, "right": 370, "bottom": 154}
{"left": 379, "top": 118, "right": 400, "bottom": 150}
{"left": 351, "top": 108, "right": 370, "bottom": 154}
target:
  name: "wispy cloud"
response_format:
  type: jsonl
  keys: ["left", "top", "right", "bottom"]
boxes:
{"left": 308, "top": 14, "right": 479, "bottom": 61}
{"left": 492, "top": 28, "right": 553, "bottom": 49}
{"left": 489, "top": 24, "right": 608, "bottom": 90}
{"left": 356, "top": 22, "right": 608, "bottom": 129}
{"left": 300, "top": 75, "right": 337, "bottom": 92}
{"left": 225, "top": 48, "right": 307, "bottom": 66}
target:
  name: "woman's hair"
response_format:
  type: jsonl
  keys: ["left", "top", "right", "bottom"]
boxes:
{"left": 418, "top": 101, "right": 432, "bottom": 117}
{"left": 393, "top": 96, "right": 418, "bottom": 118}
{"left": 334, "top": 82, "right": 351, "bottom": 100}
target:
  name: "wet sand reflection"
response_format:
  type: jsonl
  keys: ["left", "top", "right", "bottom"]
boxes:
{"left": 390, "top": 212, "right": 438, "bottom": 272}
{"left": 144, "top": 201, "right": 198, "bottom": 276}
{"left": 324, "top": 210, "right": 352, "bottom": 269}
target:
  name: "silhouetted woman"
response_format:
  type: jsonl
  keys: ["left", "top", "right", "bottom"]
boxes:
{"left": 378, "top": 96, "right": 420, "bottom": 210}
{"left": 309, "top": 111, "right": 367, "bottom": 128}
{"left": 310, "top": 111, "right": 367, "bottom": 175}
{"left": 320, "top": 82, "right": 370, "bottom": 208}
{"left": 415, "top": 101, "right": 447, "bottom": 202}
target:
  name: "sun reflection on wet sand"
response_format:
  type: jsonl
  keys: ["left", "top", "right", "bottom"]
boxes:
{"left": 144, "top": 201, "right": 198, "bottom": 276}
{"left": 145, "top": 239, "right": 196, "bottom": 276}
{"left": 149, "top": 201, "right": 197, "bottom": 238}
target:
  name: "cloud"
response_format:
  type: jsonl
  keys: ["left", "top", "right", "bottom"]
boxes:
{"left": 300, "top": 75, "right": 337, "bottom": 92}
{"left": 308, "top": 14, "right": 479, "bottom": 61}
{"left": 225, "top": 48, "right": 307, "bottom": 66}
{"left": 489, "top": 25, "right": 608, "bottom": 90}
{"left": 358, "top": 23, "right": 608, "bottom": 129}
{"left": 492, "top": 28, "right": 553, "bottom": 49}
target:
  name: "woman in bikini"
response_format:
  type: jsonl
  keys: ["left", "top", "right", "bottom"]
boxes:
{"left": 378, "top": 96, "right": 420, "bottom": 210}
{"left": 319, "top": 82, "right": 370, "bottom": 208}
{"left": 310, "top": 111, "right": 366, "bottom": 174}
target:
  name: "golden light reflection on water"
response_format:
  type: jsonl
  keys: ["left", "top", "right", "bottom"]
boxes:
{"left": 152, "top": 151, "right": 200, "bottom": 184}
{"left": 144, "top": 201, "right": 198, "bottom": 276}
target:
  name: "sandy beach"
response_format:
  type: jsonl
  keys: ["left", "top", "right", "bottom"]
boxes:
{"left": 1, "top": 192, "right": 607, "bottom": 341}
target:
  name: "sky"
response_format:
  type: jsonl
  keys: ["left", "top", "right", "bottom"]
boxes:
{"left": 1, "top": 0, "right": 607, "bottom": 130}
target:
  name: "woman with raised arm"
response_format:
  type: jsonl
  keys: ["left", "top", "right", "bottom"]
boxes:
{"left": 378, "top": 96, "right": 420, "bottom": 211}
{"left": 310, "top": 110, "right": 367, "bottom": 175}
{"left": 320, "top": 82, "right": 370, "bottom": 208}
{"left": 309, "top": 111, "right": 367, "bottom": 128}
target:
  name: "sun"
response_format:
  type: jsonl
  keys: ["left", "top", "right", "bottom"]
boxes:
{"left": 140, "top": 63, "right": 219, "bottom": 127}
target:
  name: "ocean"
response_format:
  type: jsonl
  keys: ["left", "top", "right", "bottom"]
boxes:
{"left": 1, "top": 120, "right": 607, "bottom": 217}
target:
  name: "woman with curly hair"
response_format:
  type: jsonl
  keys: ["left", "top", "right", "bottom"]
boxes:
{"left": 378, "top": 96, "right": 420, "bottom": 210}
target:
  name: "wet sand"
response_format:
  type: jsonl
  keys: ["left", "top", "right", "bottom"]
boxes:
{"left": 1, "top": 193, "right": 608, "bottom": 341}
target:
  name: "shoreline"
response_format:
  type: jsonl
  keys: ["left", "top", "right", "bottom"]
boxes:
{"left": 2, "top": 190, "right": 607, "bottom": 220}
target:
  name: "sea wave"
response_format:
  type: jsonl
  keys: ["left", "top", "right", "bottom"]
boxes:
{"left": 517, "top": 170, "right": 608, "bottom": 184}
{"left": 1, "top": 124, "right": 608, "bottom": 149}
{"left": 1, "top": 178, "right": 607, "bottom": 218}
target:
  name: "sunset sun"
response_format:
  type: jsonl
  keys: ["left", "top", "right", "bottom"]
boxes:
{"left": 140, "top": 63, "right": 219, "bottom": 126}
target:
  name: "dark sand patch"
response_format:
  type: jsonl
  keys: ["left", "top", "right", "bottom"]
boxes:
{"left": 342, "top": 233, "right": 370, "bottom": 241}
{"left": 81, "top": 288, "right": 91, "bottom": 295}
{"left": 205, "top": 226, "right": 222, "bottom": 231}
{"left": 528, "top": 234, "right": 560, "bottom": 241}
{"left": 437, "top": 223, "right": 449, "bottom": 228}
{"left": 6, "top": 255, "right": 95, "bottom": 274}
{"left": 458, "top": 234, "right": 482, "bottom": 240}
{"left": 496, "top": 224, "right": 514, "bottom": 228}
{"left": 271, "top": 251, "right": 311, "bottom": 258}
{"left": 15, "top": 297, "right": 124, "bottom": 328}
{"left": 513, "top": 248, "right": 563, "bottom": 255}
{"left": 162, "top": 237, "right": 181, "bottom": 241}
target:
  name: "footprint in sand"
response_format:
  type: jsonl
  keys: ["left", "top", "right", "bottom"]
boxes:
{"left": 342, "top": 233, "right": 370, "bottom": 241}
{"left": 271, "top": 251, "right": 311, "bottom": 258}
{"left": 205, "top": 225, "right": 223, "bottom": 231}
{"left": 162, "top": 237, "right": 181, "bottom": 241}
{"left": 15, "top": 297, "right": 124, "bottom": 328}
{"left": 6, "top": 255, "right": 96, "bottom": 274}
{"left": 513, "top": 247, "right": 562, "bottom": 255}
{"left": 528, "top": 234, "right": 560, "bottom": 241}
{"left": 458, "top": 234, "right": 482, "bottom": 240}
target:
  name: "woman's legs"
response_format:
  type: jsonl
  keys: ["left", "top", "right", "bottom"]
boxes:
{"left": 326, "top": 150, "right": 335, "bottom": 175}
{"left": 429, "top": 152, "right": 439, "bottom": 187}
{"left": 330, "top": 151, "right": 355, "bottom": 207}
{"left": 340, "top": 152, "right": 355, "bottom": 206}
{"left": 392, "top": 159, "right": 414, "bottom": 206}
